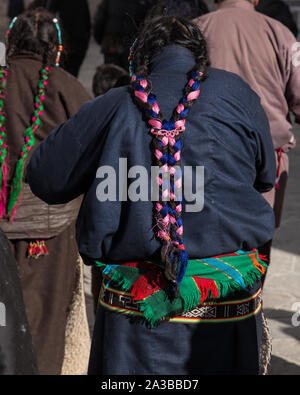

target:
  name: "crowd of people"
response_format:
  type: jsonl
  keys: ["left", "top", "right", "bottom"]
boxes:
{"left": 0, "top": 0, "right": 299, "bottom": 376}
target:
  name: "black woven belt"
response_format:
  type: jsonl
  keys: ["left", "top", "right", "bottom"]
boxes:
{"left": 99, "top": 284, "right": 262, "bottom": 323}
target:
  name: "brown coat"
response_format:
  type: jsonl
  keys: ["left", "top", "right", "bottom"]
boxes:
{"left": 1, "top": 52, "right": 91, "bottom": 375}
{"left": 195, "top": 0, "right": 300, "bottom": 151}
{"left": 0, "top": 52, "right": 91, "bottom": 238}
{"left": 195, "top": 0, "right": 300, "bottom": 226}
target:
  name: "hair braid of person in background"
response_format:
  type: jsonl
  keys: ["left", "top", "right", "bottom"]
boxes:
{"left": 0, "top": 9, "right": 63, "bottom": 221}
{"left": 0, "top": 69, "right": 8, "bottom": 218}
{"left": 129, "top": 17, "right": 210, "bottom": 295}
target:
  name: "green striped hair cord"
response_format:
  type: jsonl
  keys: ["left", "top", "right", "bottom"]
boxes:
{"left": 0, "top": 68, "right": 8, "bottom": 219}
{"left": 7, "top": 67, "right": 51, "bottom": 221}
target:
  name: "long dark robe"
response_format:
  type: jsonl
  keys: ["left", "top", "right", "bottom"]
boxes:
{"left": 10, "top": 224, "right": 78, "bottom": 375}
{"left": 0, "top": 230, "right": 38, "bottom": 375}
{"left": 88, "top": 282, "right": 262, "bottom": 375}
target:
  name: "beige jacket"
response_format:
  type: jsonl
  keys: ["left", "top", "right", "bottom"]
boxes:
{"left": 195, "top": 0, "right": 300, "bottom": 151}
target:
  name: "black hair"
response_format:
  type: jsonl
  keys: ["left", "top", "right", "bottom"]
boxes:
{"left": 6, "top": 7, "right": 62, "bottom": 66}
{"left": 132, "top": 15, "right": 210, "bottom": 77}
{"left": 92, "top": 64, "right": 130, "bottom": 97}
{"left": 147, "top": 0, "right": 209, "bottom": 20}
{"left": 131, "top": 17, "right": 210, "bottom": 287}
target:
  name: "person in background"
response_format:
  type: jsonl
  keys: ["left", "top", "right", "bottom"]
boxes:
{"left": 92, "top": 64, "right": 130, "bottom": 98}
{"left": 0, "top": 9, "right": 91, "bottom": 375}
{"left": 195, "top": 0, "right": 300, "bottom": 268}
{"left": 147, "top": 0, "right": 209, "bottom": 19}
{"left": 27, "top": 16, "right": 275, "bottom": 375}
{"left": 256, "top": 0, "right": 298, "bottom": 38}
{"left": 93, "top": 0, "right": 155, "bottom": 69}
{"left": 0, "top": 229, "right": 38, "bottom": 375}
{"left": 8, "top": 0, "right": 24, "bottom": 18}
{"left": 28, "top": 0, "right": 91, "bottom": 77}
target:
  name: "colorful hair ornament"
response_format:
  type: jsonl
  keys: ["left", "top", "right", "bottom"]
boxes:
{"left": 0, "top": 14, "right": 61, "bottom": 221}
{"left": 6, "top": 16, "right": 18, "bottom": 39}
{"left": 8, "top": 16, "right": 18, "bottom": 31}
{"left": 128, "top": 38, "right": 138, "bottom": 80}
{"left": 0, "top": 66, "right": 51, "bottom": 221}
{"left": 7, "top": 66, "right": 51, "bottom": 220}
{"left": 130, "top": 48, "right": 204, "bottom": 295}
{"left": 0, "top": 69, "right": 8, "bottom": 218}
{"left": 53, "top": 18, "right": 63, "bottom": 67}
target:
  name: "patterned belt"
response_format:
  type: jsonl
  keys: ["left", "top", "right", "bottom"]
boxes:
{"left": 99, "top": 283, "right": 262, "bottom": 324}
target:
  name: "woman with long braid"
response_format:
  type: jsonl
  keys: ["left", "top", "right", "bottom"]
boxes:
{"left": 0, "top": 9, "right": 91, "bottom": 374}
{"left": 28, "top": 16, "right": 276, "bottom": 374}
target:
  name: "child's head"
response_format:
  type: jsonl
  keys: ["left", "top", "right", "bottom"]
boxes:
{"left": 6, "top": 8, "right": 63, "bottom": 66}
{"left": 92, "top": 64, "right": 130, "bottom": 97}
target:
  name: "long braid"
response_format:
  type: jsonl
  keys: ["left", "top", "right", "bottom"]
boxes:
{"left": 131, "top": 71, "right": 205, "bottom": 289}
{"left": 0, "top": 69, "right": 8, "bottom": 218}
{"left": 7, "top": 66, "right": 51, "bottom": 219}
{"left": 166, "top": 69, "right": 204, "bottom": 284}
{"left": 129, "top": 17, "right": 209, "bottom": 292}
{"left": 0, "top": 9, "right": 64, "bottom": 221}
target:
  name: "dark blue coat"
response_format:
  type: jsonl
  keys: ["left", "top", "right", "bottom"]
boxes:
{"left": 27, "top": 46, "right": 276, "bottom": 264}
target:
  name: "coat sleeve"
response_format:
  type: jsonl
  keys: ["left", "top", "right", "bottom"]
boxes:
{"left": 252, "top": 98, "right": 276, "bottom": 193}
{"left": 27, "top": 89, "right": 122, "bottom": 205}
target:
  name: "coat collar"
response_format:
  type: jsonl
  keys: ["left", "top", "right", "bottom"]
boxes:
{"left": 218, "top": 0, "right": 255, "bottom": 12}
{"left": 149, "top": 45, "right": 196, "bottom": 74}
{"left": 9, "top": 51, "right": 44, "bottom": 64}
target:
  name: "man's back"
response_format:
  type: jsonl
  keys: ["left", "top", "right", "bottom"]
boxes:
{"left": 195, "top": 0, "right": 300, "bottom": 150}
{"left": 256, "top": 0, "right": 298, "bottom": 37}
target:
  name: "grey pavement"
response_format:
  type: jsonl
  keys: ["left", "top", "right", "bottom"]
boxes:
{"left": 263, "top": 125, "right": 300, "bottom": 375}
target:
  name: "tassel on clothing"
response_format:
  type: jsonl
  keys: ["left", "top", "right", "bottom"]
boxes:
{"left": 27, "top": 240, "right": 49, "bottom": 259}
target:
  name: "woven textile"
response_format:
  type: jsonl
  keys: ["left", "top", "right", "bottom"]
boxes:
{"left": 96, "top": 250, "right": 267, "bottom": 327}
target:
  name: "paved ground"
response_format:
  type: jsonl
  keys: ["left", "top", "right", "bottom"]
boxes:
{"left": 263, "top": 130, "right": 300, "bottom": 374}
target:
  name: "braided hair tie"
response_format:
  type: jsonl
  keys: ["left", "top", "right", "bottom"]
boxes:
{"left": 0, "top": 15, "right": 64, "bottom": 221}
{"left": 130, "top": 40, "right": 205, "bottom": 294}
{"left": 0, "top": 69, "right": 8, "bottom": 218}
{"left": 7, "top": 66, "right": 51, "bottom": 220}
